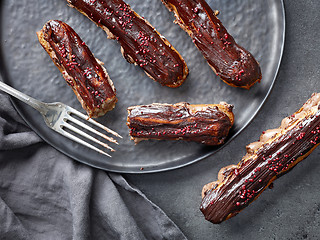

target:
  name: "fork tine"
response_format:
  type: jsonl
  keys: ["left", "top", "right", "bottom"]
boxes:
{"left": 62, "top": 122, "right": 115, "bottom": 152}
{"left": 56, "top": 127, "right": 112, "bottom": 157}
{"left": 68, "top": 108, "right": 122, "bottom": 139}
{"left": 66, "top": 115, "right": 118, "bottom": 144}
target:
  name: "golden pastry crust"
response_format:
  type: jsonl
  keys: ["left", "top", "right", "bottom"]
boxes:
{"left": 127, "top": 102, "right": 234, "bottom": 145}
{"left": 200, "top": 93, "right": 320, "bottom": 224}
{"left": 66, "top": 0, "right": 189, "bottom": 88}
{"left": 161, "top": 0, "right": 262, "bottom": 89}
{"left": 37, "top": 20, "right": 117, "bottom": 118}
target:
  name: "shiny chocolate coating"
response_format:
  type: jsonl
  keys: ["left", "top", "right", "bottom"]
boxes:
{"left": 127, "top": 103, "right": 233, "bottom": 145}
{"left": 162, "top": 0, "right": 262, "bottom": 89}
{"left": 200, "top": 104, "right": 320, "bottom": 224}
{"left": 67, "top": 0, "right": 188, "bottom": 87}
{"left": 38, "top": 20, "right": 117, "bottom": 118}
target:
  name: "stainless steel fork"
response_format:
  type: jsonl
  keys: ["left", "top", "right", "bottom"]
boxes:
{"left": 0, "top": 81, "right": 121, "bottom": 157}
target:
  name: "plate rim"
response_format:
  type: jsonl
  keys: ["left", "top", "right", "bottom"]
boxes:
{"left": 0, "top": 0, "right": 285, "bottom": 174}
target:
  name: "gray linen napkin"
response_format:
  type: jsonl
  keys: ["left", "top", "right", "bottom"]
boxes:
{"left": 0, "top": 92, "right": 187, "bottom": 240}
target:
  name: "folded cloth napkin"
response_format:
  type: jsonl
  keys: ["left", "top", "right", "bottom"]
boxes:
{"left": 0, "top": 92, "right": 187, "bottom": 240}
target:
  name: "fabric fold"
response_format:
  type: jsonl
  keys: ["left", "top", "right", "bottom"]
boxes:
{"left": 0, "top": 92, "right": 187, "bottom": 240}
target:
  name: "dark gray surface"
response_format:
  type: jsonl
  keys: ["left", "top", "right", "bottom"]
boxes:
{"left": 125, "top": 1, "right": 320, "bottom": 239}
{"left": 0, "top": 93, "right": 187, "bottom": 239}
{"left": 0, "top": 0, "right": 284, "bottom": 173}
{"left": 1, "top": 0, "right": 319, "bottom": 239}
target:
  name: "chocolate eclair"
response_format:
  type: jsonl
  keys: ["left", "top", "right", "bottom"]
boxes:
{"left": 161, "top": 0, "right": 262, "bottom": 89}
{"left": 127, "top": 102, "right": 234, "bottom": 145}
{"left": 200, "top": 93, "right": 320, "bottom": 224}
{"left": 66, "top": 0, "right": 189, "bottom": 88}
{"left": 37, "top": 20, "right": 117, "bottom": 118}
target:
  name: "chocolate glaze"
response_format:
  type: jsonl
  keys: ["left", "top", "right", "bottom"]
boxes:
{"left": 161, "top": 0, "right": 262, "bottom": 89}
{"left": 67, "top": 0, "right": 188, "bottom": 87}
{"left": 127, "top": 102, "right": 233, "bottom": 145}
{"left": 38, "top": 20, "right": 117, "bottom": 118}
{"left": 200, "top": 94, "right": 320, "bottom": 224}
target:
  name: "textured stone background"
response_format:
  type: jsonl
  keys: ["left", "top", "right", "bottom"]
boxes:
{"left": 126, "top": 1, "right": 320, "bottom": 239}
{"left": 2, "top": 0, "right": 320, "bottom": 239}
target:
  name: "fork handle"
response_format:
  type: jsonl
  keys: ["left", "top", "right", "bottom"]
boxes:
{"left": 0, "top": 80, "right": 46, "bottom": 113}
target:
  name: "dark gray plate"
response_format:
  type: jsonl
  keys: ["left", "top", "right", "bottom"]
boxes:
{"left": 0, "top": 0, "right": 285, "bottom": 173}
